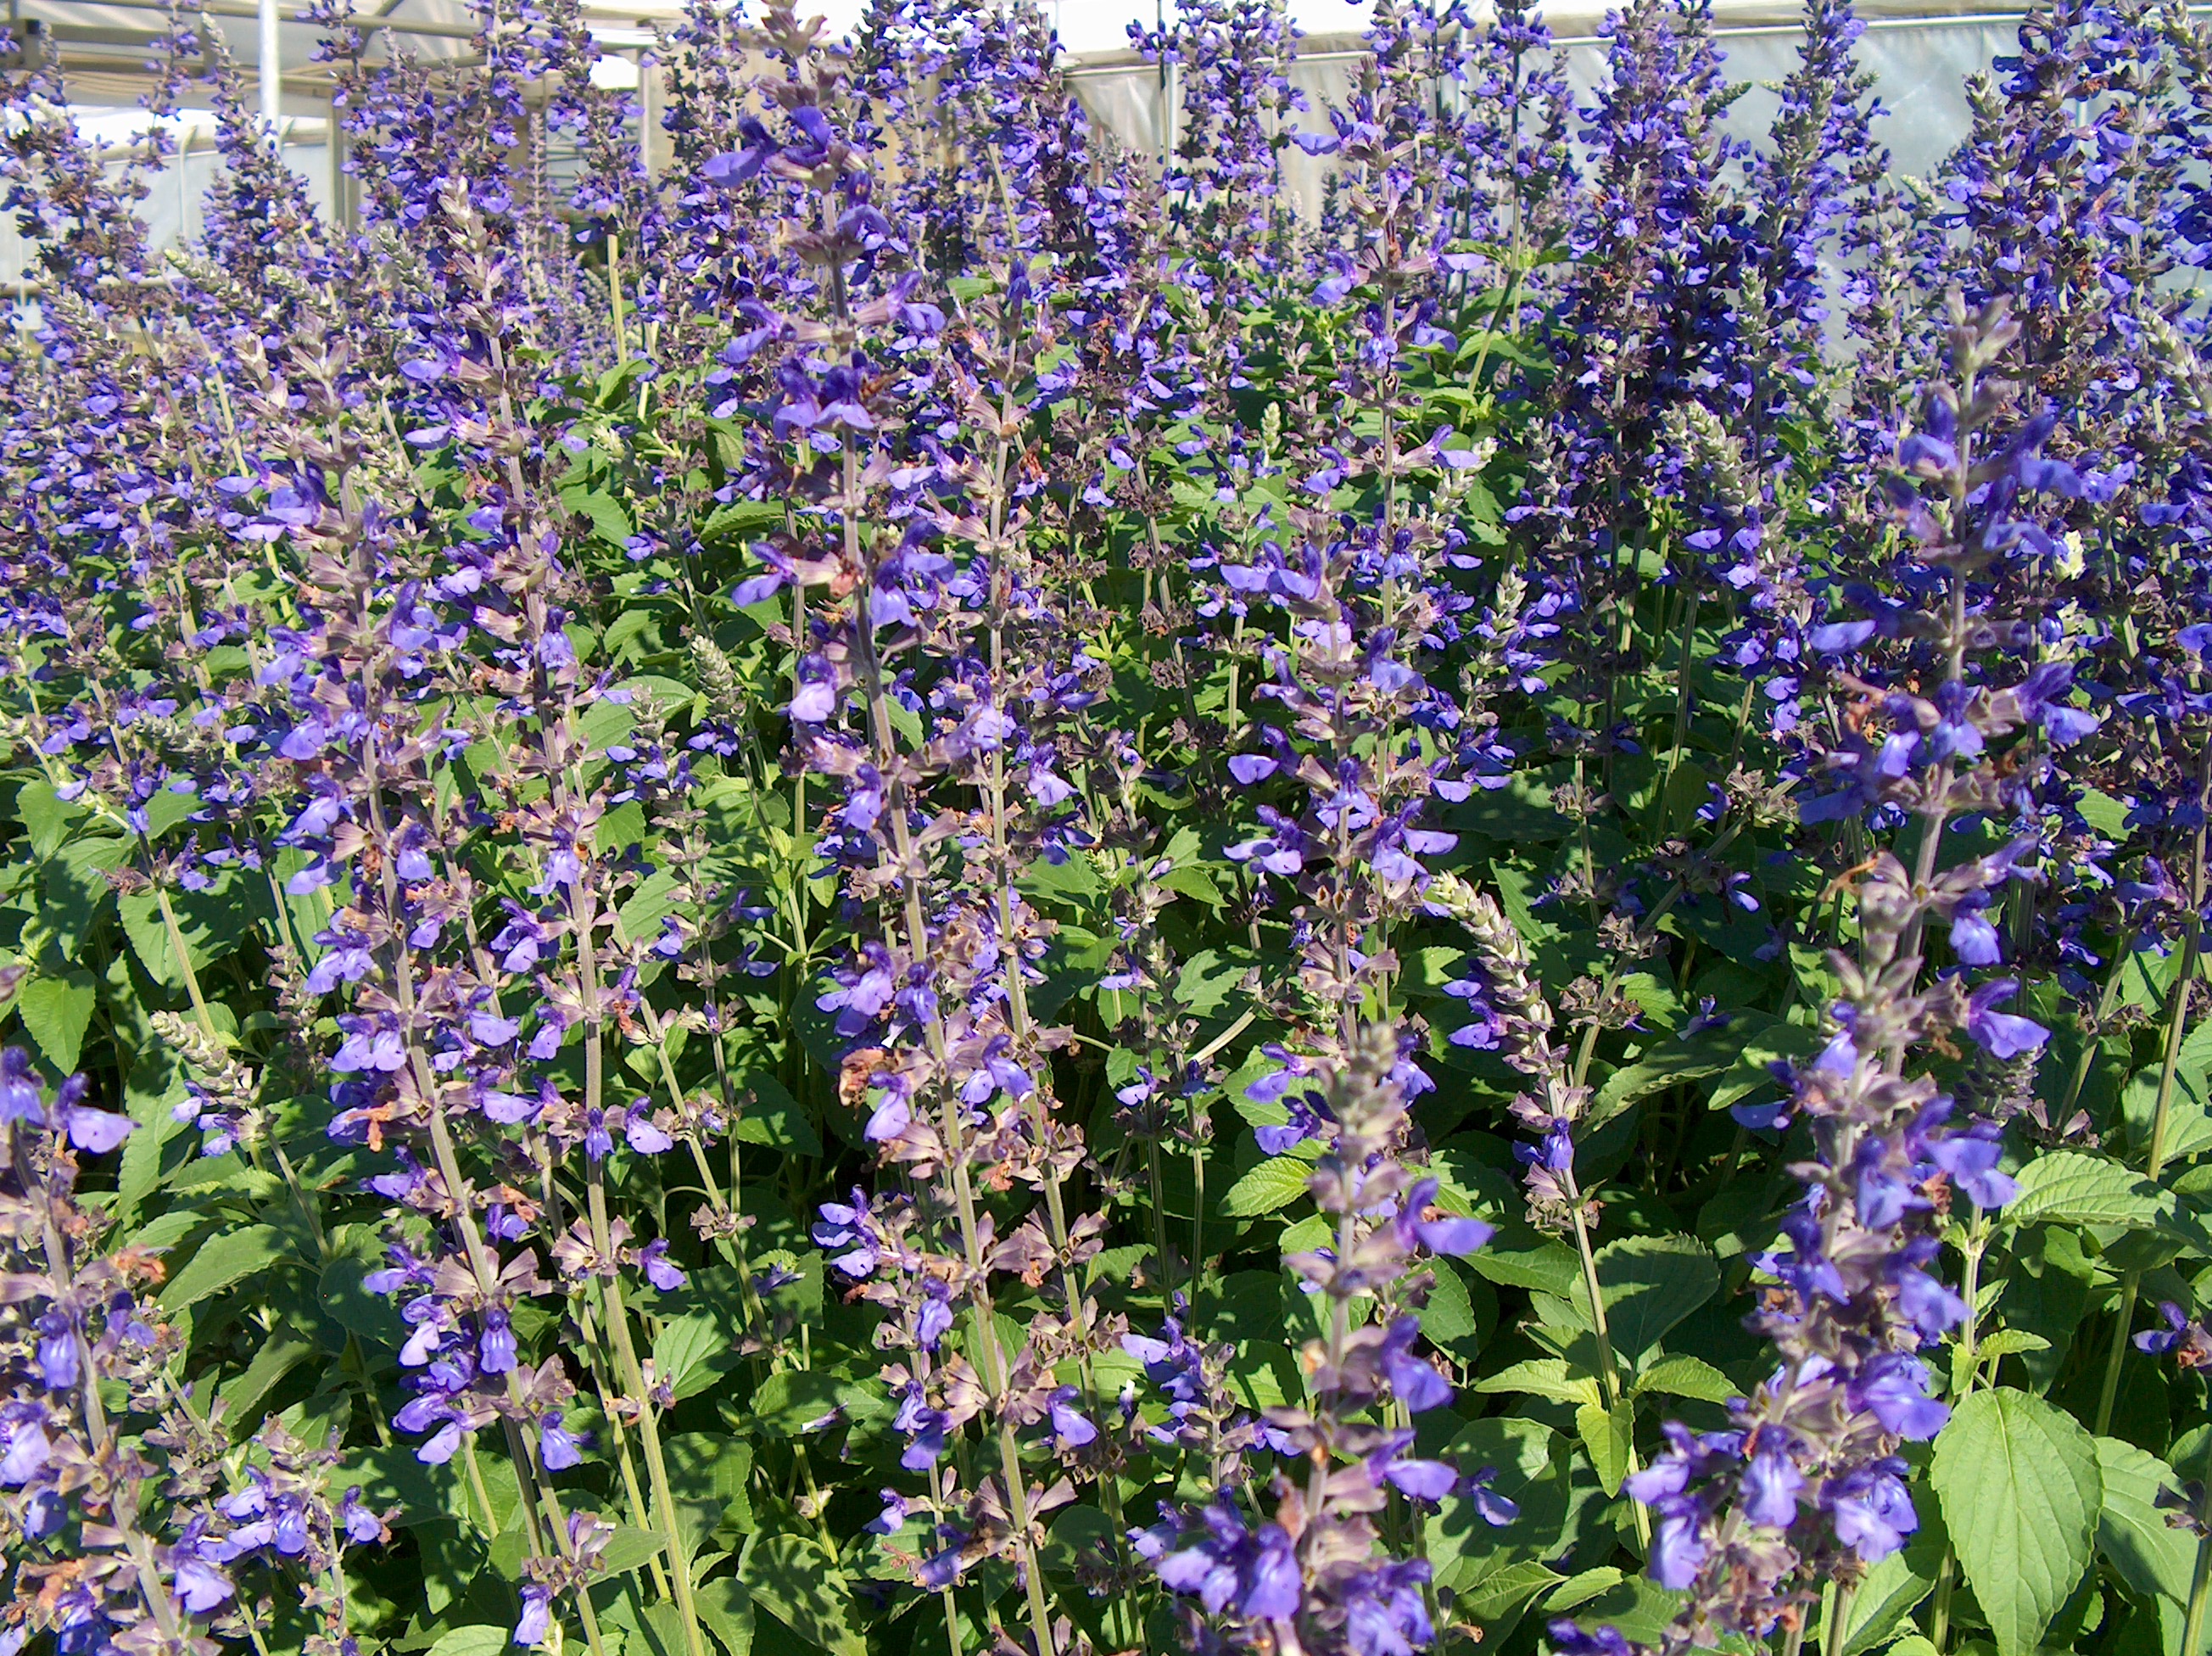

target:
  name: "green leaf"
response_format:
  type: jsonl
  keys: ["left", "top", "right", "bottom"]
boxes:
{"left": 427, "top": 1631, "right": 511, "bottom": 1656}
{"left": 1837, "top": 1546, "right": 1936, "bottom": 1656}
{"left": 563, "top": 484, "right": 635, "bottom": 547}
{"left": 1428, "top": 1418, "right": 1571, "bottom": 1593}
{"left": 1631, "top": 1353, "right": 1736, "bottom": 1404}
{"left": 2120, "top": 1022, "right": 2212, "bottom": 1161}
{"left": 14, "top": 777, "right": 86, "bottom": 859}
{"left": 159, "top": 1225, "right": 290, "bottom": 1311}
{"left": 598, "top": 1525, "right": 669, "bottom": 1575}
{"left": 654, "top": 1312, "right": 741, "bottom": 1401}
{"left": 1422, "top": 1256, "right": 1481, "bottom": 1351}
{"left": 1175, "top": 948, "right": 1248, "bottom": 1017}
{"left": 734, "top": 1074, "right": 823, "bottom": 1156}
{"left": 738, "top": 1533, "right": 868, "bottom": 1656}
{"left": 1457, "top": 1559, "right": 1565, "bottom": 1621}
{"left": 1159, "top": 863, "right": 1227, "bottom": 909}
{"left": 42, "top": 835, "right": 130, "bottom": 959}
{"left": 319, "top": 1254, "right": 404, "bottom": 1346}
{"left": 219, "top": 1329, "right": 317, "bottom": 1424}
{"left": 1465, "top": 1234, "right": 1583, "bottom": 1300}
{"left": 1592, "top": 1234, "right": 1719, "bottom": 1361}
{"left": 1575, "top": 1396, "right": 1635, "bottom": 1497}
{"left": 117, "top": 881, "right": 254, "bottom": 990}
{"left": 1221, "top": 1155, "right": 1312, "bottom": 1217}
{"left": 695, "top": 1576, "right": 756, "bottom": 1656}
{"left": 2095, "top": 1436, "right": 2198, "bottom": 1605}
{"left": 1591, "top": 1022, "right": 1759, "bottom": 1123}
{"left": 1555, "top": 1575, "right": 1685, "bottom": 1645}
{"left": 140, "top": 786, "right": 199, "bottom": 844}
{"left": 1930, "top": 1387, "right": 2102, "bottom": 1656}
{"left": 15, "top": 970, "right": 96, "bottom": 1072}
{"left": 1969, "top": 1329, "right": 2051, "bottom": 1362}
{"left": 1546, "top": 1567, "right": 1624, "bottom": 1614}
{"left": 2003, "top": 1150, "right": 2190, "bottom": 1235}
{"left": 749, "top": 1370, "right": 855, "bottom": 1436}
{"left": 1473, "top": 1358, "right": 1601, "bottom": 1407}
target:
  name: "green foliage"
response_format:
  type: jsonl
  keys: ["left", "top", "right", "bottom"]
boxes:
{"left": 1932, "top": 1390, "right": 2104, "bottom": 1656}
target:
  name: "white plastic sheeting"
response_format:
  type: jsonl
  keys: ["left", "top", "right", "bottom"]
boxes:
{"left": 0, "top": 0, "right": 2111, "bottom": 283}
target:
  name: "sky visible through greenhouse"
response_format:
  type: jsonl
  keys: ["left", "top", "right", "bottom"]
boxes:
{"left": 812, "top": 0, "right": 1380, "bottom": 49}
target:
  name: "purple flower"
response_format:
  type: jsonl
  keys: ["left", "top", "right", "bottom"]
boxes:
{"left": 639, "top": 1240, "right": 687, "bottom": 1291}
{"left": 866, "top": 1490, "right": 908, "bottom": 1535}
{"left": 1965, "top": 981, "right": 2048, "bottom": 1060}
{"left": 1393, "top": 1178, "right": 1494, "bottom": 1257}
{"left": 1740, "top": 1448, "right": 1804, "bottom": 1527}
{"left": 515, "top": 1583, "right": 554, "bottom": 1648}
{"left": 1047, "top": 1387, "right": 1098, "bottom": 1450}
{"left": 1463, "top": 1466, "right": 1520, "bottom": 1527}
{"left": 1948, "top": 911, "right": 2002, "bottom": 965}
{"left": 1158, "top": 1504, "right": 1302, "bottom": 1622}
{"left": 1824, "top": 1460, "right": 1919, "bottom": 1562}
{"left": 1379, "top": 1318, "right": 1451, "bottom": 1413}
{"left": 539, "top": 1411, "right": 583, "bottom": 1471}
{"left": 478, "top": 1308, "right": 518, "bottom": 1375}
{"left": 1850, "top": 1354, "right": 1948, "bottom": 1440}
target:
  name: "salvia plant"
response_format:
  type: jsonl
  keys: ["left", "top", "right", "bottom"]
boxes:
{"left": 8, "top": 1, "right": 2212, "bottom": 1655}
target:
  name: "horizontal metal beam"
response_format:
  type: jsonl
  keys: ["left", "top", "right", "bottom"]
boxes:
{"left": 22, "top": 0, "right": 483, "bottom": 42}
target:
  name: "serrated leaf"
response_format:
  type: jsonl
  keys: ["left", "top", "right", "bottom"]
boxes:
{"left": 1969, "top": 1329, "right": 2051, "bottom": 1362}
{"left": 1837, "top": 1545, "right": 1936, "bottom": 1656}
{"left": 2095, "top": 1436, "right": 2197, "bottom": 1605}
{"left": 1592, "top": 1234, "right": 1719, "bottom": 1360}
{"left": 1632, "top": 1353, "right": 1736, "bottom": 1404}
{"left": 117, "top": 881, "right": 253, "bottom": 990}
{"left": 749, "top": 1370, "right": 853, "bottom": 1436}
{"left": 1591, "top": 1022, "right": 1760, "bottom": 1123}
{"left": 1429, "top": 1418, "right": 1570, "bottom": 1593}
{"left": 695, "top": 1576, "right": 756, "bottom": 1656}
{"left": 219, "top": 1329, "right": 316, "bottom": 1424}
{"left": 2003, "top": 1150, "right": 2191, "bottom": 1236}
{"left": 734, "top": 1073, "right": 823, "bottom": 1156}
{"left": 1159, "top": 863, "right": 1226, "bottom": 909}
{"left": 2120, "top": 1022, "right": 2212, "bottom": 1162}
{"left": 1930, "top": 1388, "right": 2102, "bottom": 1656}
{"left": 159, "top": 1224, "right": 289, "bottom": 1311}
{"left": 1175, "top": 948, "right": 1248, "bottom": 1017}
{"left": 1575, "top": 1396, "right": 1635, "bottom": 1496}
{"left": 427, "top": 1630, "right": 511, "bottom": 1656}
{"left": 1545, "top": 1566, "right": 1625, "bottom": 1612}
{"left": 14, "top": 777, "right": 86, "bottom": 859}
{"left": 564, "top": 484, "right": 635, "bottom": 547}
{"left": 1458, "top": 1559, "right": 1565, "bottom": 1620}
{"left": 1464, "top": 1234, "right": 1583, "bottom": 1300}
{"left": 43, "top": 835, "right": 130, "bottom": 959}
{"left": 1474, "top": 1358, "right": 1602, "bottom": 1407}
{"left": 1422, "top": 1256, "right": 1480, "bottom": 1351}
{"left": 15, "top": 970, "right": 96, "bottom": 1072}
{"left": 140, "top": 786, "right": 199, "bottom": 843}
{"left": 599, "top": 1525, "right": 669, "bottom": 1575}
{"left": 739, "top": 1533, "right": 868, "bottom": 1656}
{"left": 654, "top": 1312, "right": 741, "bottom": 1401}
{"left": 1222, "top": 1155, "right": 1312, "bottom": 1217}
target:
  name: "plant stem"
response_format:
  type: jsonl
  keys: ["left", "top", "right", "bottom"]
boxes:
{"left": 2097, "top": 798, "right": 2208, "bottom": 1437}
{"left": 1562, "top": 1165, "right": 1650, "bottom": 1548}
{"left": 2179, "top": 1441, "right": 2212, "bottom": 1656}
{"left": 1928, "top": 1545, "right": 1955, "bottom": 1652}
{"left": 1824, "top": 1581, "right": 1857, "bottom": 1656}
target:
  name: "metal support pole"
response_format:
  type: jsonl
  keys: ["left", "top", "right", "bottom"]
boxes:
{"left": 258, "top": 0, "right": 279, "bottom": 127}
{"left": 327, "top": 95, "right": 345, "bottom": 228}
